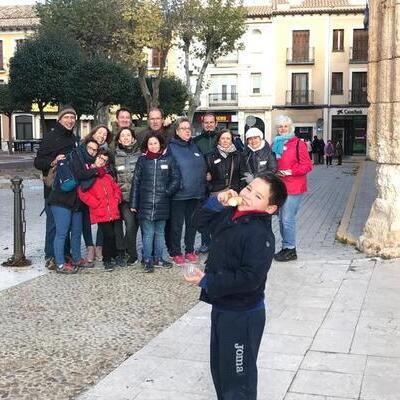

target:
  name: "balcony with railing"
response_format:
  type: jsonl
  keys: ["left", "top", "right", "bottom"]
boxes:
{"left": 349, "top": 46, "right": 368, "bottom": 63}
{"left": 209, "top": 92, "right": 238, "bottom": 107}
{"left": 349, "top": 90, "right": 368, "bottom": 105}
{"left": 286, "top": 47, "right": 315, "bottom": 65}
{"left": 285, "top": 90, "right": 314, "bottom": 106}
{"left": 215, "top": 52, "right": 239, "bottom": 65}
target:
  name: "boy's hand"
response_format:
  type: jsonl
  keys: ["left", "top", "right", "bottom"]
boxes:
{"left": 184, "top": 268, "right": 205, "bottom": 286}
{"left": 217, "top": 189, "right": 238, "bottom": 206}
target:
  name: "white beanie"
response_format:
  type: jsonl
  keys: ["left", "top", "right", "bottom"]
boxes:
{"left": 245, "top": 127, "right": 263, "bottom": 140}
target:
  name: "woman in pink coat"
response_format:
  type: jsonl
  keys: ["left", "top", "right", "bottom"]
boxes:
{"left": 272, "top": 115, "right": 313, "bottom": 261}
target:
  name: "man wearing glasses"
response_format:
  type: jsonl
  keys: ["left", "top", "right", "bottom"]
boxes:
{"left": 137, "top": 108, "right": 174, "bottom": 146}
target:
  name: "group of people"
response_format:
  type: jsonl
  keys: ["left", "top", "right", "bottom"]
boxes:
{"left": 309, "top": 135, "right": 343, "bottom": 166}
{"left": 35, "top": 106, "right": 313, "bottom": 274}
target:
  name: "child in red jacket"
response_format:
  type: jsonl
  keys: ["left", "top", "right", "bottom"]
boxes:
{"left": 78, "top": 149, "right": 122, "bottom": 271}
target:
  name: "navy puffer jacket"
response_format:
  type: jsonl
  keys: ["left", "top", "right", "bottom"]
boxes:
{"left": 168, "top": 136, "right": 206, "bottom": 200}
{"left": 130, "top": 152, "right": 181, "bottom": 221}
{"left": 243, "top": 141, "right": 277, "bottom": 177}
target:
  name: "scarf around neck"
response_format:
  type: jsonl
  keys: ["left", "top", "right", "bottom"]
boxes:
{"left": 272, "top": 132, "right": 295, "bottom": 159}
{"left": 145, "top": 150, "right": 163, "bottom": 160}
{"left": 217, "top": 144, "right": 236, "bottom": 158}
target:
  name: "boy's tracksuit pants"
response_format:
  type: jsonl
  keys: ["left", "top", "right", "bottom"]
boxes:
{"left": 210, "top": 306, "right": 266, "bottom": 400}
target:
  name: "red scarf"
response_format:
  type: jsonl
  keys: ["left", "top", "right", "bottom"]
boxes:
{"left": 145, "top": 150, "right": 162, "bottom": 160}
{"left": 232, "top": 209, "right": 268, "bottom": 221}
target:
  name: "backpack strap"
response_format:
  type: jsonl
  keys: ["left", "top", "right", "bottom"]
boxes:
{"left": 296, "top": 139, "right": 300, "bottom": 163}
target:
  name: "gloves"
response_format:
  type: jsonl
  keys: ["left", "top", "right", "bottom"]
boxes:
{"left": 97, "top": 167, "right": 107, "bottom": 178}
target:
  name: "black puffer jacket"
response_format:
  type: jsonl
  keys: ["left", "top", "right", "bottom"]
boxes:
{"left": 130, "top": 152, "right": 181, "bottom": 221}
{"left": 48, "top": 144, "right": 98, "bottom": 211}
{"left": 206, "top": 148, "right": 248, "bottom": 193}
{"left": 243, "top": 141, "right": 277, "bottom": 178}
{"left": 193, "top": 197, "right": 275, "bottom": 311}
{"left": 34, "top": 122, "right": 77, "bottom": 198}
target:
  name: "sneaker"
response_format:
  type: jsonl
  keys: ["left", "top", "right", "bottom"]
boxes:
{"left": 115, "top": 255, "right": 127, "bottom": 267}
{"left": 74, "top": 258, "right": 94, "bottom": 268}
{"left": 104, "top": 260, "right": 114, "bottom": 272}
{"left": 143, "top": 260, "right": 154, "bottom": 273}
{"left": 56, "top": 262, "right": 79, "bottom": 274}
{"left": 172, "top": 255, "right": 185, "bottom": 265}
{"left": 45, "top": 257, "right": 56, "bottom": 271}
{"left": 127, "top": 256, "right": 138, "bottom": 266}
{"left": 153, "top": 258, "right": 173, "bottom": 269}
{"left": 274, "top": 248, "right": 297, "bottom": 262}
{"left": 197, "top": 244, "right": 210, "bottom": 254}
{"left": 185, "top": 252, "right": 198, "bottom": 263}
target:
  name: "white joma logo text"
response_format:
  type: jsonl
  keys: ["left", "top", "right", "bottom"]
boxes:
{"left": 235, "top": 343, "right": 244, "bottom": 373}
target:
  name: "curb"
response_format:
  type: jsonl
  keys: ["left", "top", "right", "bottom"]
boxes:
{"left": 335, "top": 159, "right": 365, "bottom": 246}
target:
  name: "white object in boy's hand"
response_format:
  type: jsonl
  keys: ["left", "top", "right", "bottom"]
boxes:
{"left": 183, "top": 263, "right": 204, "bottom": 277}
{"left": 217, "top": 189, "right": 239, "bottom": 206}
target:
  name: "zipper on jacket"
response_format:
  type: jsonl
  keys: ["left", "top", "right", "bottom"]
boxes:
{"left": 102, "top": 179, "right": 112, "bottom": 221}
{"left": 151, "top": 159, "right": 157, "bottom": 220}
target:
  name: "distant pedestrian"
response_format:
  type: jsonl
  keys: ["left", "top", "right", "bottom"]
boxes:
{"left": 130, "top": 134, "right": 181, "bottom": 273}
{"left": 311, "top": 135, "right": 320, "bottom": 164}
{"left": 272, "top": 115, "right": 313, "bottom": 262}
{"left": 318, "top": 138, "right": 325, "bottom": 164}
{"left": 335, "top": 140, "right": 343, "bottom": 165}
{"left": 325, "top": 140, "right": 334, "bottom": 166}
{"left": 78, "top": 149, "right": 123, "bottom": 272}
{"left": 305, "top": 139, "right": 313, "bottom": 160}
{"left": 168, "top": 117, "right": 207, "bottom": 265}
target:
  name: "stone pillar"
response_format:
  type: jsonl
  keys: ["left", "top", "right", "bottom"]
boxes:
{"left": 358, "top": 0, "right": 400, "bottom": 258}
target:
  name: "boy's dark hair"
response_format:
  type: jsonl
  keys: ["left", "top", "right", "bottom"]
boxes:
{"left": 215, "top": 129, "right": 233, "bottom": 144}
{"left": 140, "top": 133, "right": 166, "bottom": 153}
{"left": 115, "top": 127, "right": 136, "bottom": 145}
{"left": 116, "top": 107, "right": 132, "bottom": 119}
{"left": 85, "top": 124, "right": 112, "bottom": 144}
{"left": 259, "top": 174, "right": 287, "bottom": 208}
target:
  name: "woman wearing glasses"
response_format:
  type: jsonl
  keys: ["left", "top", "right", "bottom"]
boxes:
{"left": 167, "top": 117, "right": 207, "bottom": 265}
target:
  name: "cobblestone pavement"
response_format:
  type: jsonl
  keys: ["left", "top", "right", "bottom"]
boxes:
{"left": 0, "top": 160, "right": 373, "bottom": 400}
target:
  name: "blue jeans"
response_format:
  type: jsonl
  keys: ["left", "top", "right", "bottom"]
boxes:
{"left": 279, "top": 194, "right": 303, "bottom": 249}
{"left": 51, "top": 205, "right": 82, "bottom": 265}
{"left": 44, "top": 201, "right": 55, "bottom": 259}
{"left": 140, "top": 219, "right": 166, "bottom": 261}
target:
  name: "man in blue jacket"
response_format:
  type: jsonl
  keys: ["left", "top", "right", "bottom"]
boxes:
{"left": 185, "top": 174, "right": 287, "bottom": 400}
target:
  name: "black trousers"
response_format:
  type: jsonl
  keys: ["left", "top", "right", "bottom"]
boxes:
{"left": 115, "top": 201, "right": 139, "bottom": 260}
{"left": 210, "top": 306, "right": 266, "bottom": 400}
{"left": 169, "top": 199, "right": 199, "bottom": 256}
{"left": 326, "top": 156, "right": 333, "bottom": 166}
{"left": 98, "top": 220, "right": 121, "bottom": 262}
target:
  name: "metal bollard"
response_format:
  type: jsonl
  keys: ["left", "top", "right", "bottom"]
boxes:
{"left": 2, "top": 177, "right": 31, "bottom": 267}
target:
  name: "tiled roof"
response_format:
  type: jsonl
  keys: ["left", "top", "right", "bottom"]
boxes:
{"left": 0, "top": 5, "right": 39, "bottom": 30}
{"left": 246, "top": 0, "right": 364, "bottom": 17}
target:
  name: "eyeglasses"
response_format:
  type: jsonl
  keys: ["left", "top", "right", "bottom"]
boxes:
{"left": 87, "top": 146, "right": 98, "bottom": 152}
{"left": 178, "top": 127, "right": 191, "bottom": 131}
{"left": 98, "top": 156, "right": 108, "bottom": 163}
{"left": 149, "top": 118, "right": 162, "bottom": 121}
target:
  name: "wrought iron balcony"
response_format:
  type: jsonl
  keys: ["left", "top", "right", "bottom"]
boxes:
{"left": 285, "top": 90, "right": 314, "bottom": 106}
{"left": 349, "top": 46, "right": 368, "bottom": 63}
{"left": 349, "top": 90, "right": 368, "bottom": 105}
{"left": 215, "top": 52, "right": 239, "bottom": 64}
{"left": 286, "top": 47, "right": 315, "bottom": 64}
{"left": 209, "top": 93, "right": 238, "bottom": 106}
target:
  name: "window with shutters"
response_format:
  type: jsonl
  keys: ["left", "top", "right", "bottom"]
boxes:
{"left": 151, "top": 48, "right": 161, "bottom": 68}
{"left": 350, "top": 72, "right": 368, "bottom": 104}
{"left": 332, "top": 29, "right": 344, "bottom": 52}
{"left": 351, "top": 29, "right": 368, "bottom": 62}
{"left": 292, "top": 30, "right": 310, "bottom": 62}
{"left": 331, "top": 72, "right": 343, "bottom": 94}
{"left": 0, "top": 41, "right": 3, "bottom": 70}
{"left": 16, "top": 115, "right": 33, "bottom": 140}
{"left": 251, "top": 73, "right": 261, "bottom": 94}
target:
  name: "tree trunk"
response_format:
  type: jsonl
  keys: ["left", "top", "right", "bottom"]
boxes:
{"left": 187, "top": 50, "right": 212, "bottom": 122}
{"left": 93, "top": 104, "right": 109, "bottom": 126}
{"left": 138, "top": 66, "right": 153, "bottom": 113}
{"left": 7, "top": 112, "right": 13, "bottom": 154}
{"left": 38, "top": 102, "right": 47, "bottom": 137}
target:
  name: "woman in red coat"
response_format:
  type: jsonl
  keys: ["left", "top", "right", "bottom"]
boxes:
{"left": 78, "top": 149, "right": 122, "bottom": 271}
{"left": 272, "top": 115, "right": 313, "bottom": 261}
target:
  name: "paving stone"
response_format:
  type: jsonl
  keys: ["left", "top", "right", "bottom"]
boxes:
{"left": 301, "top": 351, "right": 366, "bottom": 374}
{"left": 290, "top": 370, "right": 363, "bottom": 399}
{"left": 262, "top": 334, "right": 313, "bottom": 356}
{"left": 258, "top": 352, "right": 304, "bottom": 371}
{"left": 311, "top": 328, "right": 354, "bottom": 353}
{"left": 320, "top": 310, "right": 360, "bottom": 331}
{"left": 266, "top": 318, "right": 321, "bottom": 337}
{"left": 258, "top": 368, "right": 296, "bottom": 400}
{"left": 361, "top": 356, "right": 400, "bottom": 400}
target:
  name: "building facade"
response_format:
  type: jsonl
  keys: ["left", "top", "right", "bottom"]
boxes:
{"left": 189, "top": 0, "right": 368, "bottom": 154}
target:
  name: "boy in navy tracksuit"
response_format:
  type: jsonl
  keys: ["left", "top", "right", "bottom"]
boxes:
{"left": 186, "top": 175, "right": 287, "bottom": 400}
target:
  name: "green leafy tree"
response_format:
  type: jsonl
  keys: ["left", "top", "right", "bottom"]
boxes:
{"left": 178, "top": 0, "right": 246, "bottom": 121}
{"left": 8, "top": 32, "right": 82, "bottom": 135}
{"left": 63, "top": 56, "right": 136, "bottom": 125}
{"left": 0, "top": 84, "right": 30, "bottom": 153}
{"left": 114, "top": 0, "right": 183, "bottom": 111}
{"left": 36, "top": 0, "right": 121, "bottom": 57}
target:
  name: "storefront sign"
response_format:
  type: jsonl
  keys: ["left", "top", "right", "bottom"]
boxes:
{"left": 332, "top": 108, "right": 367, "bottom": 116}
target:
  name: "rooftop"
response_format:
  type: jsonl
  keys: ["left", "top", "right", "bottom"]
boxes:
{"left": 0, "top": 5, "right": 39, "bottom": 31}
